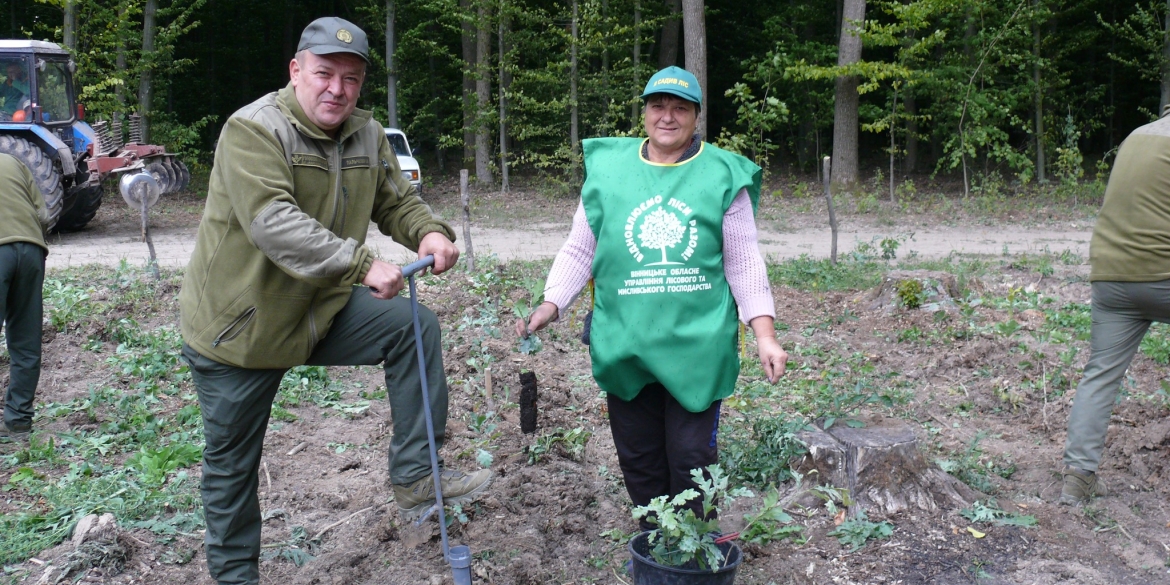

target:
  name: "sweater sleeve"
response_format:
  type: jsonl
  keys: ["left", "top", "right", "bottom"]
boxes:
{"left": 724, "top": 188, "right": 775, "bottom": 323}
{"left": 543, "top": 200, "right": 596, "bottom": 315}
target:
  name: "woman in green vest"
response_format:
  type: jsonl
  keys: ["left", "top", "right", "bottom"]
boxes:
{"left": 515, "top": 66, "right": 787, "bottom": 526}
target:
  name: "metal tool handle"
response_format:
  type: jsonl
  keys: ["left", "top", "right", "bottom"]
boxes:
{"left": 402, "top": 255, "right": 435, "bottom": 278}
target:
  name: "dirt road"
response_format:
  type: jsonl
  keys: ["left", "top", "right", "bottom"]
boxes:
{"left": 45, "top": 221, "right": 1091, "bottom": 270}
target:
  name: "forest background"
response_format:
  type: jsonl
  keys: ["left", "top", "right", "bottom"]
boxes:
{"left": 9, "top": 0, "right": 1170, "bottom": 198}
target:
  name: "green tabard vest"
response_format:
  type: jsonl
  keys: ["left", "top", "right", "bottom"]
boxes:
{"left": 582, "top": 137, "right": 761, "bottom": 413}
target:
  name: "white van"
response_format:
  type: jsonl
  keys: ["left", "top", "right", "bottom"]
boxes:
{"left": 384, "top": 128, "right": 423, "bottom": 196}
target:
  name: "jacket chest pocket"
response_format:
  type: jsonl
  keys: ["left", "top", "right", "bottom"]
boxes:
{"left": 291, "top": 152, "right": 331, "bottom": 212}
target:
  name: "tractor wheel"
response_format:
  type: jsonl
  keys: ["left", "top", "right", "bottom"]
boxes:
{"left": 0, "top": 135, "right": 64, "bottom": 230}
{"left": 53, "top": 185, "right": 104, "bottom": 233}
{"left": 146, "top": 160, "right": 175, "bottom": 195}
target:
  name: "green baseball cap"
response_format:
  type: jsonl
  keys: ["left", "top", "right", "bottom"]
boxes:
{"left": 641, "top": 66, "right": 702, "bottom": 107}
{"left": 298, "top": 17, "right": 370, "bottom": 64}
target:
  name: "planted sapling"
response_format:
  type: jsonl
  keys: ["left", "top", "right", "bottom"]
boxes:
{"left": 631, "top": 464, "right": 752, "bottom": 570}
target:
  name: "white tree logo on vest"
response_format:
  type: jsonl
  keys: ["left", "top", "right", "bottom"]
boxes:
{"left": 615, "top": 195, "right": 709, "bottom": 297}
{"left": 623, "top": 195, "right": 698, "bottom": 266}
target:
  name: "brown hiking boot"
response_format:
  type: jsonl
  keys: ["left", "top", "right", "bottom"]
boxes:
{"left": 1059, "top": 466, "right": 1106, "bottom": 505}
{"left": 0, "top": 421, "right": 31, "bottom": 444}
{"left": 393, "top": 468, "right": 493, "bottom": 520}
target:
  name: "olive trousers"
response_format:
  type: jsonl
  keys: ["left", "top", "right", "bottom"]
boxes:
{"left": 1064, "top": 280, "right": 1170, "bottom": 473}
{"left": 187, "top": 288, "right": 448, "bottom": 585}
{"left": 1, "top": 242, "right": 44, "bottom": 431}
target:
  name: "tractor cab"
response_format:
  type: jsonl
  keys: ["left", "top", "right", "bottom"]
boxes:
{"left": 0, "top": 41, "right": 78, "bottom": 131}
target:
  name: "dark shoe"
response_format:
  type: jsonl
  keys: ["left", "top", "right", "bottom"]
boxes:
{"left": 393, "top": 468, "right": 493, "bottom": 520}
{"left": 1059, "top": 466, "right": 1105, "bottom": 505}
{"left": 0, "top": 421, "right": 31, "bottom": 444}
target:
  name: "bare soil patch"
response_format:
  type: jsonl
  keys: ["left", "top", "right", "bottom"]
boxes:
{"left": 6, "top": 253, "right": 1170, "bottom": 584}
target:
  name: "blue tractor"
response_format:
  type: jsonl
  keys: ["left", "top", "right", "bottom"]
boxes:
{"left": 0, "top": 40, "right": 188, "bottom": 232}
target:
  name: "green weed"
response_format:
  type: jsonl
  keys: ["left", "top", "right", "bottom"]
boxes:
{"left": 827, "top": 510, "right": 894, "bottom": 552}
{"left": 720, "top": 414, "right": 808, "bottom": 487}
{"left": 960, "top": 499, "right": 1037, "bottom": 527}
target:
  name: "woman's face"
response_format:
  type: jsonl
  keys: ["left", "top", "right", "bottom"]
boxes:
{"left": 643, "top": 95, "right": 698, "bottom": 154}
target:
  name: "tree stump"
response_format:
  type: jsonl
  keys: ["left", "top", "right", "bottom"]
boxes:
{"left": 791, "top": 416, "right": 979, "bottom": 515}
{"left": 862, "top": 270, "right": 979, "bottom": 314}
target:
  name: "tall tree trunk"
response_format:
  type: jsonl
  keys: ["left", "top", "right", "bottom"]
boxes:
{"left": 571, "top": 0, "right": 580, "bottom": 185}
{"left": 681, "top": 0, "right": 706, "bottom": 136}
{"left": 386, "top": 0, "right": 398, "bottom": 128}
{"left": 461, "top": 0, "right": 475, "bottom": 166}
{"left": 658, "top": 0, "right": 680, "bottom": 69}
{"left": 63, "top": 0, "right": 77, "bottom": 51}
{"left": 600, "top": 0, "right": 609, "bottom": 137}
{"left": 498, "top": 0, "right": 509, "bottom": 193}
{"left": 904, "top": 92, "right": 917, "bottom": 173}
{"left": 831, "top": 0, "right": 865, "bottom": 190}
{"left": 1162, "top": 0, "right": 1170, "bottom": 115}
{"left": 889, "top": 85, "right": 896, "bottom": 202}
{"left": 631, "top": 0, "right": 642, "bottom": 128}
{"left": 427, "top": 24, "right": 445, "bottom": 173}
{"left": 138, "top": 0, "right": 158, "bottom": 143}
{"left": 1033, "top": 0, "right": 1045, "bottom": 182}
{"left": 475, "top": 1, "right": 493, "bottom": 184}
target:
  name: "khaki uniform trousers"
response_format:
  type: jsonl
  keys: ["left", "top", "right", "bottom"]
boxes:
{"left": 1064, "top": 279, "right": 1170, "bottom": 473}
{"left": 186, "top": 288, "right": 447, "bottom": 585}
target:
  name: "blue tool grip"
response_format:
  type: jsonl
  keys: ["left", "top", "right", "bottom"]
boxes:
{"left": 402, "top": 255, "right": 436, "bottom": 278}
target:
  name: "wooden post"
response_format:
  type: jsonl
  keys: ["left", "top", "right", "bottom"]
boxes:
{"left": 823, "top": 156, "right": 838, "bottom": 265}
{"left": 460, "top": 169, "right": 475, "bottom": 272}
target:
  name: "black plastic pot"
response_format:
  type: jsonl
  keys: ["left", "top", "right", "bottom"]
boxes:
{"left": 628, "top": 531, "right": 742, "bottom": 585}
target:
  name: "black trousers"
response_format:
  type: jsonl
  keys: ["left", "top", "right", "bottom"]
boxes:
{"left": 1, "top": 242, "right": 44, "bottom": 430}
{"left": 607, "top": 383, "right": 720, "bottom": 530}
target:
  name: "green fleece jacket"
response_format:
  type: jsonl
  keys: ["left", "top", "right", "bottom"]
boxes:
{"left": 180, "top": 84, "right": 455, "bottom": 368}
{"left": 1090, "top": 115, "right": 1170, "bottom": 282}
{"left": 0, "top": 153, "right": 49, "bottom": 251}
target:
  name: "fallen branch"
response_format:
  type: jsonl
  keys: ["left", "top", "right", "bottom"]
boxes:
{"left": 311, "top": 506, "right": 376, "bottom": 542}
{"left": 287, "top": 442, "right": 308, "bottom": 456}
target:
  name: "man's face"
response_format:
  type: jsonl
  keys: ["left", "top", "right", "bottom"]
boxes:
{"left": 289, "top": 51, "right": 365, "bottom": 133}
{"left": 5, "top": 64, "right": 18, "bottom": 81}
{"left": 643, "top": 95, "right": 698, "bottom": 154}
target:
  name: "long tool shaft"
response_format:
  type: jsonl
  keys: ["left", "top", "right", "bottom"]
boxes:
{"left": 402, "top": 256, "right": 450, "bottom": 560}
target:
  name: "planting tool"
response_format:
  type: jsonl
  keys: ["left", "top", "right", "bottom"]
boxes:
{"left": 400, "top": 254, "right": 474, "bottom": 585}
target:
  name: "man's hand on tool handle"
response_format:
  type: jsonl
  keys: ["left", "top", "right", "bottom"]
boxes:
{"left": 363, "top": 233, "right": 459, "bottom": 300}
{"left": 515, "top": 301, "right": 559, "bottom": 339}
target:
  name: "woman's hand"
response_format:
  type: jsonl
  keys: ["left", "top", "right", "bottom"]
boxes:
{"left": 515, "top": 301, "right": 559, "bottom": 338}
{"left": 749, "top": 316, "right": 787, "bottom": 383}
{"left": 756, "top": 336, "right": 788, "bottom": 383}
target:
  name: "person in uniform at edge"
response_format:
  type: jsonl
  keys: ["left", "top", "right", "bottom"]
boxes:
{"left": 1058, "top": 105, "right": 1170, "bottom": 505}
{"left": 515, "top": 66, "right": 788, "bottom": 525}
{"left": 180, "top": 17, "right": 491, "bottom": 585}
{"left": 0, "top": 153, "right": 50, "bottom": 444}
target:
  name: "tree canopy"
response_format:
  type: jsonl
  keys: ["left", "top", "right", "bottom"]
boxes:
{"left": 6, "top": 0, "right": 1164, "bottom": 187}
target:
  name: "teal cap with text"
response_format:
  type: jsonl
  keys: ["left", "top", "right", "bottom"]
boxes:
{"left": 641, "top": 66, "right": 702, "bottom": 106}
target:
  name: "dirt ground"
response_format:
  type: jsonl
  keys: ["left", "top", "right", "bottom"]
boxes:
{"left": 8, "top": 178, "right": 1170, "bottom": 585}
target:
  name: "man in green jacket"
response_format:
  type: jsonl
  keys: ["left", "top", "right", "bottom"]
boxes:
{"left": 0, "top": 153, "right": 49, "bottom": 444}
{"left": 1059, "top": 107, "right": 1170, "bottom": 505}
{"left": 180, "top": 17, "right": 490, "bottom": 585}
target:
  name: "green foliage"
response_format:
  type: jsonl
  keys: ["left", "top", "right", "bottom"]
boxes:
{"left": 960, "top": 499, "right": 1038, "bottom": 527}
{"left": 526, "top": 427, "right": 591, "bottom": 464}
{"left": 125, "top": 443, "right": 203, "bottom": 486}
{"left": 720, "top": 414, "right": 808, "bottom": 487}
{"left": 896, "top": 279, "right": 925, "bottom": 309}
{"left": 739, "top": 486, "right": 804, "bottom": 545}
{"left": 633, "top": 465, "right": 752, "bottom": 570}
{"left": 827, "top": 510, "right": 894, "bottom": 552}
{"left": 936, "top": 433, "right": 1015, "bottom": 494}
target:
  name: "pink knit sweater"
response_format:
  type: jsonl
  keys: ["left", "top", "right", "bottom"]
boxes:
{"left": 543, "top": 189, "right": 776, "bottom": 323}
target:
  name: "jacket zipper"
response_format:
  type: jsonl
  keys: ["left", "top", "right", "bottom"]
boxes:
{"left": 328, "top": 142, "right": 343, "bottom": 231}
{"left": 212, "top": 307, "right": 257, "bottom": 347}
